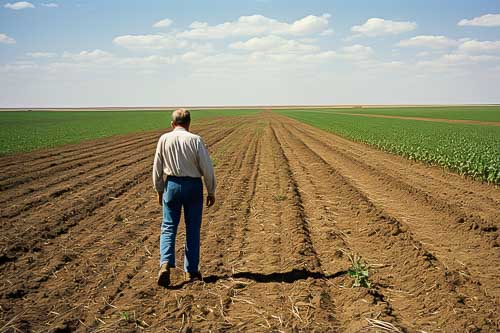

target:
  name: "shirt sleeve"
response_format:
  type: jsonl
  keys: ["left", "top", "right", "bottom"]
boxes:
{"left": 197, "top": 137, "right": 216, "bottom": 195}
{"left": 152, "top": 137, "right": 165, "bottom": 193}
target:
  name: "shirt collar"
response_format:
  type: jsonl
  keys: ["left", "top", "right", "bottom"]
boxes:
{"left": 173, "top": 127, "right": 187, "bottom": 132}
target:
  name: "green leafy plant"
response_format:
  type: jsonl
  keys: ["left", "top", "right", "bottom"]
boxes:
{"left": 119, "top": 311, "right": 130, "bottom": 321}
{"left": 272, "top": 194, "right": 287, "bottom": 201}
{"left": 346, "top": 252, "right": 371, "bottom": 288}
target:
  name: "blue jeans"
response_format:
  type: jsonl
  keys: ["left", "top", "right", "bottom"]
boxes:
{"left": 160, "top": 176, "right": 203, "bottom": 273}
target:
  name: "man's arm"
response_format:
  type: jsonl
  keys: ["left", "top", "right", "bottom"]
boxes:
{"left": 197, "top": 137, "right": 216, "bottom": 207}
{"left": 152, "top": 138, "right": 165, "bottom": 205}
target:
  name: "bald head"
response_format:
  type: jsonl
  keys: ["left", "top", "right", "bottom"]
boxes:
{"left": 171, "top": 109, "right": 191, "bottom": 127}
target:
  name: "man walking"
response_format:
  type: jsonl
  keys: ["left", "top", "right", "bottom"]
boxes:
{"left": 152, "top": 109, "right": 216, "bottom": 287}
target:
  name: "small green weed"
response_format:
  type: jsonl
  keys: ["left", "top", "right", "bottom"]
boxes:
{"left": 119, "top": 311, "right": 130, "bottom": 321}
{"left": 346, "top": 252, "right": 371, "bottom": 288}
{"left": 272, "top": 194, "right": 287, "bottom": 201}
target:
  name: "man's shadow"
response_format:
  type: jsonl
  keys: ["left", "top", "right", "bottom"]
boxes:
{"left": 166, "top": 268, "right": 347, "bottom": 290}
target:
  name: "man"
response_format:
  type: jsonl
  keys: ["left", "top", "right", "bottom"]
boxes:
{"left": 152, "top": 109, "right": 216, "bottom": 287}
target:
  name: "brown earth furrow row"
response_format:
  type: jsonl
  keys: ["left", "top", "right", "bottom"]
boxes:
{"left": 1, "top": 152, "right": 154, "bottom": 220}
{"left": 287, "top": 119, "right": 500, "bottom": 301}
{"left": 5, "top": 179, "right": 154, "bottom": 291}
{"left": 0, "top": 166, "right": 151, "bottom": 269}
{"left": 0, "top": 133, "right": 159, "bottom": 186}
{"left": 202, "top": 128, "right": 261, "bottom": 276}
{"left": 0, "top": 120, "right": 249, "bottom": 332}
{"left": 0, "top": 121, "right": 238, "bottom": 217}
{"left": 1, "top": 152, "right": 146, "bottom": 206}
{"left": 0, "top": 133, "right": 143, "bottom": 170}
{"left": 0, "top": 118, "right": 240, "bottom": 195}
{"left": 0, "top": 120, "right": 243, "bottom": 257}
{"left": 0, "top": 113, "right": 198, "bottom": 169}
{"left": 224, "top": 126, "right": 262, "bottom": 271}
{"left": 201, "top": 123, "right": 266, "bottom": 331}
{"left": 1, "top": 182, "right": 158, "bottom": 332}
{"left": 220, "top": 121, "right": 340, "bottom": 331}
{"left": 277, "top": 119, "right": 498, "bottom": 331}
{"left": 1, "top": 113, "right": 498, "bottom": 332}
{"left": 90, "top": 121, "right": 262, "bottom": 332}
{"left": 2, "top": 119, "right": 250, "bottom": 278}
{"left": 272, "top": 122, "right": 403, "bottom": 332}
{"left": 293, "top": 121, "right": 499, "bottom": 234}
{"left": 0, "top": 135, "right": 160, "bottom": 201}
{"left": 0, "top": 114, "right": 227, "bottom": 171}
{"left": 55, "top": 164, "right": 244, "bottom": 332}
{"left": 297, "top": 120, "right": 500, "bottom": 222}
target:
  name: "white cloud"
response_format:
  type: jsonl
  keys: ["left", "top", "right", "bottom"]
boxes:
{"left": 230, "top": 35, "right": 319, "bottom": 53}
{"left": 113, "top": 34, "right": 189, "bottom": 50}
{"left": 441, "top": 53, "right": 499, "bottom": 63}
{"left": 458, "top": 40, "right": 500, "bottom": 53}
{"left": 42, "top": 3, "right": 58, "bottom": 7}
{"left": 4, "top": 1, "right": 35, "bottom": 10}
{"left": 27, "top": 52, "right": 57, "bottom": 58}
{"left": 416, "top": 52, "right": 500, "bottom": 73}
{"left": 458, "top": 14, "right": 500, "bottom": 27}
{"left": 0, "top": 33, "right": 16, "bottom": 44}
{"left": 340, "top": 44, "right": 374, "bottom": 60}
{"left": 62, "top": 49, "right": 114, "bottom": 62}
{"left": 300, "top": 51, "right": 336, "bottom": 62}
{"left": 178, "top": 13, "right": 331, "bottom": 39}
{"left": 398, "top": 35, "right": 459, "bottom": 49}
{"left": 153, "top": 18, "right": 173, "bottom": 28}
{"left": 351, "top": 18, "right": 416, "bottom": 37}
{"left": 118, "top": 55, "right": 176, "bottom": 67}
{"left": 42, "top": 50, "right": 177, "bottom": 73}
{"left": 0, "top": 61, "right": 37, "bottom": 73}
{"left": 289, "top": 14, "right": 330, "bottom": 35}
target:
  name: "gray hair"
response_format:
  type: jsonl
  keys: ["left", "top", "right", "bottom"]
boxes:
{"left": 172, "top": 109, "right": 191, "bottom": 125}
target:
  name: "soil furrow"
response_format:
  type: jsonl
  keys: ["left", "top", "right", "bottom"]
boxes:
{"left": 272, "top": 121, "right": 404, "bottom": 331}
{"left": 83, "top": 120, "right": 261, "bottom": 332}
{"left": 0, "top": 122, "right": 235, "bottom": 216}
{"left": 0, "top": 120, "right": 248, "bottom": 272}
{"left": 0, "top": 133, "right": 159, "bottom": 187}
{"left": 1, "top": 113, "right": 498, "bottom": 332}
{"left": 1, "top": 152, "right": 154, "bottom": 220}
{"left": 219, "top": 121, "right": 340, "bottom": 331}
{"left": 296, "top": 119, "right": 500, "bottom": 223}
{"left": 0, "top": 119, "right": 248, "bottom": 332}
{"left": 0, "top": 168, "right": 150, "bottom": 270}
{"left": 1, "top": 182, "right": 158, "bottom": 332}
{"left": 0, "top": 119, "right": 239, "bottom": 195}
{"left": 287, "top": 118, "right": 500, "bottom": 301}
{"left": 276, "top": 118, "right": 498, "bottom": 331}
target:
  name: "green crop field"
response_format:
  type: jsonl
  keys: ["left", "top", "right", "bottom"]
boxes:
{"left": 298, "top": 106, "right": 500, "bottom": 122}
{"left": 0, "top": 109, "right": 258, "bottom": 156}
{"left": 276, "top": 110, "right": 500, "bottom": 184}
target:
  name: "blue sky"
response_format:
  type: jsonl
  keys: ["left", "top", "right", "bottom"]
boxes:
{"left": 1, "top": 0, "right": 500, "bottom": 107}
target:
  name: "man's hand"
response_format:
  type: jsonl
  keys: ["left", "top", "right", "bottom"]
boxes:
{"left": 206, "top": 194, "right": 215, "bottom": 207}
{"left": 157, "top": 192, "right": 163, "bottom": 206}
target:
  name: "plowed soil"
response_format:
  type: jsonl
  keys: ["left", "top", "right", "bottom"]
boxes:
{"left": 1, "top": 113, "right": 499, "bottom": 332}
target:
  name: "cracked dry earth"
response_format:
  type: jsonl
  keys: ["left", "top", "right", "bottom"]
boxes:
{"left": 0, "top": 113, "right": 499, "bottom": 332}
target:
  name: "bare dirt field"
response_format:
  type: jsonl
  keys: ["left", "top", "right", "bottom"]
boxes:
{"left": 1, "top": 113, "right": 499, "bottom": 332}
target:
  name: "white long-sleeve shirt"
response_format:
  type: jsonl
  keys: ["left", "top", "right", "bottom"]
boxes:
{"left": 152, "top": 127, "right": 216, "bottom": 195}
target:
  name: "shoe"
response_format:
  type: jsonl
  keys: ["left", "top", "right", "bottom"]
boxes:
{"left": 157, "top": 263, "right": 170, "bottom": 287}
{"left": 185, "top": 271, "right": 202, "bottom": 282}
